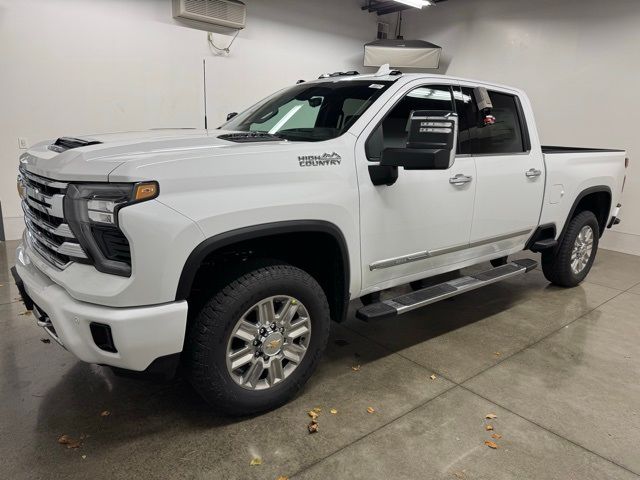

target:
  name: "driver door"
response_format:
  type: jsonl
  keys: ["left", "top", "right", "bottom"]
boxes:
{"left": 356, "top": 83, "right": 477, "bottom": 291}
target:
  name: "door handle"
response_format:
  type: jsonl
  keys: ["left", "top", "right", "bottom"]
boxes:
{"left": 525, "top": 168, "right": 542, "bottom": 178}
{"left": 449, "top": 174, "right": 473, "bottom": 186}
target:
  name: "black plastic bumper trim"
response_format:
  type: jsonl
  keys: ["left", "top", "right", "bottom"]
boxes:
{"left": 10, "top": 266, "right": 34, "bottom": 310}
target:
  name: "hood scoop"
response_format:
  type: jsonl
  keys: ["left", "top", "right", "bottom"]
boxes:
{"left": 218, "top": 132, "right": 282, "bottom": 143}
{"left": 48, "top": 137, "right": 102, "bottom": 153}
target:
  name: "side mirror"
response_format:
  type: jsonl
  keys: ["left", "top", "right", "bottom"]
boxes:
{"left": 381, "top": 110, "right": 458, "bottom": 170}
{"left": 227, "top": 112, "right": 238, "bottom": 121}
{"left": 368, "top": 111, "right": 458, "bottom": 186}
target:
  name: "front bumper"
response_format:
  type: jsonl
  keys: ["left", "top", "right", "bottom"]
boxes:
{"left": 13, "top": 242, "right": 188, "bottom": 371}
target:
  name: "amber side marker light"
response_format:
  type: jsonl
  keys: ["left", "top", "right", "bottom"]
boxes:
{"left": 134, "top": 182, "right": 159, "bottom": 201}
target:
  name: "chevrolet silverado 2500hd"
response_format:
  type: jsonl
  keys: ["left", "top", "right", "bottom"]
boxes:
{"left": 12, "top": 68, "right": 627, "bottom": 414}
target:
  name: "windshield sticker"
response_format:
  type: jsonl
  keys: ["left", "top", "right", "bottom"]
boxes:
{"left": 369, "top": 84, "right": 385, "bottom": 89}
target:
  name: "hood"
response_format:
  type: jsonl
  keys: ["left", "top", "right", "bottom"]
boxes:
{"left": 19, "top": 129, "right": 291, "bottom": 182}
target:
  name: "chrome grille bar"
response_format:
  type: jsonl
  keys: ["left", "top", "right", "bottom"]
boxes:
{"left": 19, "top": 167, "right": 87, "bottom": 270}
{"left": 21, "top": 202, "right": 74, "bottom": 238}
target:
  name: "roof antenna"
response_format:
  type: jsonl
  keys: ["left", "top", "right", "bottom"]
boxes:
{"left": 203, "top": 59, "right": 208, "bottom": 130}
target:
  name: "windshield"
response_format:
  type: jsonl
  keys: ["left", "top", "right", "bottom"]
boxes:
{"left": 220, "top": 80, "right": 394, "bottom": 142}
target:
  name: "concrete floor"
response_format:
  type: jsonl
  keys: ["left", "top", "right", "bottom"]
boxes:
{"left": 1, "top": 240, "right": 639, "bottom": 480}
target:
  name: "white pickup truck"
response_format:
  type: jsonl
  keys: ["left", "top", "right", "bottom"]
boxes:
{"left": 12, "top": 67, "right": 627, "bottom": 414}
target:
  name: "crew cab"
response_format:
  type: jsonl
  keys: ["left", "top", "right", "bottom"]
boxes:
{"left": 12, "top": 66, "right": 627, "bottom": 414}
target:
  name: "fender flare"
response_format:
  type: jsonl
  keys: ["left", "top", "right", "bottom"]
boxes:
{"left": 558, "top": 185, "right": 612, "bottom": 243}
{"left": 175, "top": 220, "right": 351, "bottom": 308}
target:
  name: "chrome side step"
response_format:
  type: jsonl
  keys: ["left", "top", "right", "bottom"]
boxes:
{"left": 356, "top": 259, "right": 538, "bottom": 321}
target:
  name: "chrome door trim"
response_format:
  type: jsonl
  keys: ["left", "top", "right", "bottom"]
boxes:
{"left": 369, "top": 228, "right": 531, "bottom": 271}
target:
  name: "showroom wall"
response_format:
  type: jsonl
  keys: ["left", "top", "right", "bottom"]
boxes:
{"left": 0, "top": 0, "right": 378, "bottom": 240}
{"left": 398, "top": 0, "right": 640, "bottom": 254}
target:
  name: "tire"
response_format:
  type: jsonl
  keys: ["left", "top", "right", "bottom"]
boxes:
{"left": 185, "top": 263, "right": 331, "bottom": 415}
{"left": 542, "top": 211, "right": 599, "bottom": 287}
{"left": 490, "top": 256, "right": 508, "bottom": 268}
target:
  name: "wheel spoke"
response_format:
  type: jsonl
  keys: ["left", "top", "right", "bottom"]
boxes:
{"left": 257, "top": 299, "right": 276, "bottom": 325}
{"left": 282, "top": 343, "right": 306, "bottom": 363}
{"left": 229, "top": 346, "right": 254, "bottom": 371}
{"left": 243, "top": 359, "right": 264, "bottom": 387}
{"left": 268, "top": 357, "right": 284, "bottom": 385}
{"left": 234, "top": 320, "right": 258, "bottom": 342}
{"left": 287, "top": 323, "right": 310, "bottom": 341}
{"left": 279, "top": 300, "right": 299, "bottom": 327}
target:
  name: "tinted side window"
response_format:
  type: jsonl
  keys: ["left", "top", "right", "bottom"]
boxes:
{"left": 475, "top": 91, "right": 525, "bottom": 154}
{"left": 455, "top": 88, "right": 526, "bottom": 155}
{"left": 381, "top": 85, "right": 454, "bottom": 149}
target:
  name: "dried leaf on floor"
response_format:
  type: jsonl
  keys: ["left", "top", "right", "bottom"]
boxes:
{"left": 308, "top": 410, "right": 319, "bottom": 420}
{"left": 57, "top": 435, "right": 82, "bottom": 449}
{"left": 19, "top": 311, "right": 31, "bottom": 316}
{"left": 366, "top": 406, "right": 375, "bottom": 414}
{"left": 452, "top": 471, "right": 466, "bottom": 479}
{"left": 330, "top": 408, "right": 338, "bottom": 415}
{"left": 351, "top": 365, "right": 361, "bottom": 371}
{"left": 312, "top": 407, "right": 322, "bottom": 413}
{"left": 485, "top": 424, "right": 493, "bottom": 431}
{"left": 430, "top": 374, "right": 437, "bottom": 380}
{"left": 40, "top": 338, "right": 51, "bottom": 344}
{"left": 494, "top": 352, "right": 502, "bottom": 357}
{"left": 484, "top": 440, "right": 499, "bottom": 449}
{"left": 250, "top": 457, "right": 262, "bottom": 466}
{"left": 485, "top": 413, "right": 497, "bottom": 419}
{"left": 276, "top": 476, "right": 289, "bottom": 480}
{"left": 308, "top": 420, "right": 319, "bottom": 434}
{"left": 100, "top": 410, "right": 111, "bottom": 417}
{"left": 491, "top": 433, "right": 502, "bottom": 440}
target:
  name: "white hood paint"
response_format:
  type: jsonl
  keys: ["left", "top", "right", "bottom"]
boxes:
{"left": 20, "top": 129, "right": 295, "bottom": 182}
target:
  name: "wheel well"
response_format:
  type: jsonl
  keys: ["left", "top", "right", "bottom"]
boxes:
{"left": 571, "top": 190, "right": 611, "bottom": 236}
{"left": 179, "top": 227, "right": 349, "bottom": 324}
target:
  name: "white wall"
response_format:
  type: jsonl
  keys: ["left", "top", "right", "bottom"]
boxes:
{"left": 398, "top": 0, "right": 640, "bottom": 255}
{"left": 0, "top": 0, "right": 377, "bottom": 240}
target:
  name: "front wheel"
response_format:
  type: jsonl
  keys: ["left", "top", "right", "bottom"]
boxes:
{"left": 185, "top": 264, "right": 330, "bottom": 415}
{"left": 542, "top": 211, "right": 599, "bottom": 287}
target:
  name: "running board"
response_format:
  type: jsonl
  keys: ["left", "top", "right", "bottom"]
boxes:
{"left": 356, "top": 259, "right": 538, "bottom": 321}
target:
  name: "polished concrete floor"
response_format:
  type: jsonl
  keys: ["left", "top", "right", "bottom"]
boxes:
{"left": 1, "top": 239, "right": 639, "bottom": 480}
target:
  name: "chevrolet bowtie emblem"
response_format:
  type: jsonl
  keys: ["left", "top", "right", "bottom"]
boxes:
{"left": 267, "top": 339, "right": 281, "bottom": 349}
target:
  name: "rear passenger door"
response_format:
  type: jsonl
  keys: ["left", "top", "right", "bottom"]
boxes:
{"left": 455, "top": 85, "right": 545, "bottom": 247}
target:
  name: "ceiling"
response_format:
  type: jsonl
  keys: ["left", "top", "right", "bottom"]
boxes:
{"left": 362, "top": 0, "right": 448, "bottom": 16}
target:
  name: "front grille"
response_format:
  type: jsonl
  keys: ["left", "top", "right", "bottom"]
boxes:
{"left": 19, "top": 166, "right": 88, "bottom": 270}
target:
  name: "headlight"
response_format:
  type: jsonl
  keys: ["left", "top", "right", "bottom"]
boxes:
{"left": 64, "top": 182, "right": 158, "bottom": 276}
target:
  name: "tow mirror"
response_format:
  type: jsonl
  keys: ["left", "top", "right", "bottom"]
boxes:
{"left": 382, "top": 110, "right": 458, "bottom": 169}
{"left": 226, "top": 112, "right": 238, "bottom": 121}
{"left": 368, "top": 111, "right": 458, "bottom": 186}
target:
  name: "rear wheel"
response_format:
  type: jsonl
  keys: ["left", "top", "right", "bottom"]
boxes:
{"left": 542, "top": 211, "right": 599, "bottom": 287}
{"left": 186, "top": 263, "right": 330, "bottom": 415}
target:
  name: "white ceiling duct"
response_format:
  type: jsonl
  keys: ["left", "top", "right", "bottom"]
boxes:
{"left": 364, "top": 39, "right": 442, "bottom": 69}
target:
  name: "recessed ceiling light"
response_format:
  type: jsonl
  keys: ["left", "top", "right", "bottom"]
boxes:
{"left": 393, "top": 0, "right": 433, "bottom": 8}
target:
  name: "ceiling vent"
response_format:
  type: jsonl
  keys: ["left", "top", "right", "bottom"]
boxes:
{"left": 364, "top": 39, "right": 442, "bottom": 69}
{"left": 172, "top": 0, "right": 246, "bottom": 33}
